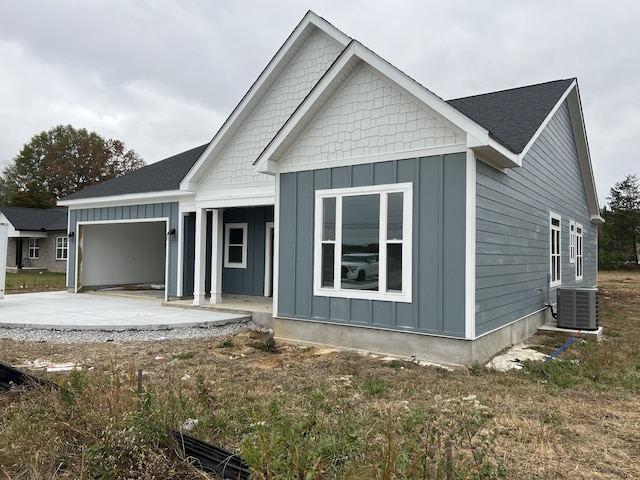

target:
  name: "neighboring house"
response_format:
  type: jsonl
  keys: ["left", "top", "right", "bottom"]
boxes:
{"left": 0, "top": 206, "right": 69, "bottom": 273}
{"left": 59, "top": 11, "right": 602, "bottom": 364}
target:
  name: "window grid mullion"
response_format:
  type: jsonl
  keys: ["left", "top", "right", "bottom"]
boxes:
{"left": 333, "top": 195, "right": 343, "bottom": 289}
{"left": 379, "top": 193, "right": 388, "bottom": 294}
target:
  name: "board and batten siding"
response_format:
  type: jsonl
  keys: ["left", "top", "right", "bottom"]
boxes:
{"left": 222, "top": 206, "right": 274, "bottom": 296}
{"left": 475, "top": 100, "right": 598, "bottom": 336}
{"left": 278, "top": 153, "right": 467, "bottom": 337}
{"left": 68, "top": 202, "right": 180, "bottom": 295}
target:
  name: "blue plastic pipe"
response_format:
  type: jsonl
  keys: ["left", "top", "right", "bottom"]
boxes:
{"left": 543, "top": 331, "right": 581, "bottom": 364}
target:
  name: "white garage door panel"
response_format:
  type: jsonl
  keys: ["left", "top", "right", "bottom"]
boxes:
{"left": 82, "top": 222, "right": 166, "bottom": 287}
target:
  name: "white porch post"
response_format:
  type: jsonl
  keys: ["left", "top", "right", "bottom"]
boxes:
{"left": 209, "top": 208, "right": 223, "bottom": 304}
{"left": 193, "top": 208, "right": 207, "bottom": 306}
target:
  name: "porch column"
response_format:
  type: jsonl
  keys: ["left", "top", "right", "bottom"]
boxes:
{"left": 193, "top": 208, "right": 207, "bottom": 306}
{"left": 209, "top": 208, "right": 223, "bottom": 304}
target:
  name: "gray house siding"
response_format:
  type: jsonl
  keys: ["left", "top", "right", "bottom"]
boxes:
{"left": 68, "top": 202, "right": 180, "bottom": 295}
{"left": 475, "top": 100, "right": 598, "bottom": 336}
{"left": 222, "top": 206, "right": 274, "bottom": 296}
{"left": 278, "top": 153, "right": 467, "bottom": 337}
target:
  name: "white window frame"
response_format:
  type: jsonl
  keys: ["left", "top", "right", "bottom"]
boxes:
{"left": 224, "top": 223, "right": 248, "bottom": 268}
{"left": 569, "top": 221, "right": 576, "bottom": 264}
{"left": 28, "top": 238, "right": 40, "bottom": 259}
{"left": 576, "top": 223, "right": 583, "bottom": 281}
{"left": 550, "top": 213, "right": 561, "bottom": 287}
{"left": 56, "top": 236, "right": 68, "bottom": 260}
{"left": 313, "top": 182, "right": 413, "bottom": 303}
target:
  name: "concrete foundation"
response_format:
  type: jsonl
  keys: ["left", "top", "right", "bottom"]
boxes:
{"left": 274, "top": 309, "right": 548, "bottom": 366}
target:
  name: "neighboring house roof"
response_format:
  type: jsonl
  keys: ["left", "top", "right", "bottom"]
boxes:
{"left": 60, "top": 144, "right": 207, "bottom": 201}
{"left": 447, "top": 79, "right": 575, "bottom": 154}
{"left": 0, "top": 206, "right": 68, "bottom": 232}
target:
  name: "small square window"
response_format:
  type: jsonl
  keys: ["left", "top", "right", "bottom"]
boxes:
{"left": 224, "top": 223, "right": 248, "bottom": 268}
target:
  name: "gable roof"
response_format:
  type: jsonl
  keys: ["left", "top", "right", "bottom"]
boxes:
{"left": 447, "top": 79, "right": 575, "bottom": 154}
{"left": 180, "top": 11, "right": 351, "bottom": 190}
{"left": 0, "top": 206, "right": 68, "bottom": 232}
{"left": 60, "top": 144, "right": 207, "bottom": 202}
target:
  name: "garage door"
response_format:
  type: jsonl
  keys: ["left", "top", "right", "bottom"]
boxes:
{"left": 78, "top": 221, "right": 166, "bottom": 290}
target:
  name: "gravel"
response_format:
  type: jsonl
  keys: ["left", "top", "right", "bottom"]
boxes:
{"left": 0, "top": 321, "right": 259, "bottom": 344}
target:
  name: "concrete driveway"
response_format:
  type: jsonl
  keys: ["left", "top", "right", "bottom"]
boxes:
{"left": 0, "top": 291, "right": 249, "bottom": 330}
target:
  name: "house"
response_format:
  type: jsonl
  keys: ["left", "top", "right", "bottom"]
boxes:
{"left": 0, "top": 206, "right": 69, "bottom": 273}
{"left": 58, "top": 11, "right": 601, "bottom": 364}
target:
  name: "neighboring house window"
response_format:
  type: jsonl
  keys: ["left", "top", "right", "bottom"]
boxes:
{"left": 56, "top": 236, "right": 68, "bottom": 260}
{"left": 576, "top": 224, "right": 583, "bottom": 280}
{"left": 569, "top": 221, "right": 576, "bottom": 263}
{"left": 550, "top": 213, "right": 561, "bottom": 287}
{"left": 224, "top": 223, "right": 248, "bottom": 268}
{"left": 28, "top": 238, "right": 40, "bottom": 259}
{"left": 314, "top": 183, "right": 412, "bottom": 302}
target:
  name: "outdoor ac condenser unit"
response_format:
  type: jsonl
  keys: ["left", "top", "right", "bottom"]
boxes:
{"left": 556, "top": 287, "right": 599, "bottom": 330}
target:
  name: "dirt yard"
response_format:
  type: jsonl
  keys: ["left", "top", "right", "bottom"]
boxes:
{"left": 1, "top": 270, "right": 639, "bottom": 479}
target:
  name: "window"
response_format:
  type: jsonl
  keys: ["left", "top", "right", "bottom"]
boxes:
{"left": 314, "top": 183, "right": 412, "bottom": 302}
{"left": 56, "top": 236, "right": 68, "bottom": 260}
{"left": 550, "top": 213, "right": 561, "bottom": 287}
{"left": 569, "top": 221, "right": 576, "bottom": 263}
{"left": 576, "top": 224, "right": 583, "bottom": 280}
{"left": 28, "top": 238, "right": 40, "bottom": 259}
{"left": 224, "top": 223, "right": 247, "bottom": 268}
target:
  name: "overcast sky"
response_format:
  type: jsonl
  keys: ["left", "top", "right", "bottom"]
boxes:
{"left": 1, "top": 0, "right": 638, "bottom": 203}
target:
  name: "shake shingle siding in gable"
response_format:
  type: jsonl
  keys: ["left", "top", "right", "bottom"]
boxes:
{"left": 197, "top": 31, "right": 344, "bottom": 189}
{"left": 475, "top": 100, "right": 597, "bottom": 336}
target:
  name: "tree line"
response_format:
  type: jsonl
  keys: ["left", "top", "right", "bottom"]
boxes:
{"left": 0, "top": 125, "right": 144, "bottom": 208}
{"left": 599, "top": 173, "right": 640, "bottom": 269}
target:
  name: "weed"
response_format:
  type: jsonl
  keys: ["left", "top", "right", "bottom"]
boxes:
{"left": 172, "top": 351, "right": 195, "bottom": 360}
{"left": 255, "top": 335, "right": 277, "bottom": 352}
{"left": 362, "top": 377, "right": 389, "bottom": 397}
{"left": 218, "top": 338, "right": 234, "bottom": 348}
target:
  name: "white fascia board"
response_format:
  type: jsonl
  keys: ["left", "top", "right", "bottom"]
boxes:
{"left": 518, "top": 80, "right": 575, "bottom": 162}
{"left": 194, "top": 183, "right": 275, "bottom": 209}
{"left": 278, "top": 144, "right": 466, "bottom": 174}
{"left": 255, "top": 41, "right": 517, "bottom": 174}
{"left": 58, "top": 190, "right": 193, "bottom": 209}
{"left": 181, "top": 11, "right": 350, "bottom": 190}
{"left": 566, "top": 84, "right": 602, "bottom": 223}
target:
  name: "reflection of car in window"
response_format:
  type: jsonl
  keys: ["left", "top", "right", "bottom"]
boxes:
{"left": 341, "top": 253, "right": 379, "bottom": 282}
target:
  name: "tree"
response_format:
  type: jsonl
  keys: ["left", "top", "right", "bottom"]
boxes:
{"left": 1, "top": 125, "right": 145, "bottom": 208}
{"left": 599, "top": 173, "right": 640, "bottom": 269}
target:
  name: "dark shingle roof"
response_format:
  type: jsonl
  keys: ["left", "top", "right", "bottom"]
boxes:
{"left": 447, "top": 79, "right": 574, "bottom": 153}
{"left": 0, "top": 206, "right": 68, "bottom": 232}
{"left": 61, "top": 144, "right": 208, "bottom": 201}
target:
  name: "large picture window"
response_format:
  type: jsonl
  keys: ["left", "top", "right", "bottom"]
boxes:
{"left": 314, "top": 183, "right": 412, "bottom": 302}
{"left": 56, "top": 236, "right": 68, "bottom": 260}
{"left": 224, "top": 223, "right": 247, "bottom": 268}
{"left": 550, "top": 213, "right": 561, "bottom": 287}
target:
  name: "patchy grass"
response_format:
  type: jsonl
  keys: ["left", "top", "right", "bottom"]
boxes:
{"left": 0, "top": 271, "right": 639, "bottom": 479}
{"left": 4, "top": 270, "right": 66, "bottom": 293}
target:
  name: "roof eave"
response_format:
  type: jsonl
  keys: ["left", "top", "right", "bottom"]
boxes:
{"left": 256, "top": 41, "right": 497, "bottom": 175}
{"left": 58, "top": 189, "right": 194, "bottom": 209}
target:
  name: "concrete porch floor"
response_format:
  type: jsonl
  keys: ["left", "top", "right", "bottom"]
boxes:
{"left": 164, "top": 294, "right": 274, "bottom": 328}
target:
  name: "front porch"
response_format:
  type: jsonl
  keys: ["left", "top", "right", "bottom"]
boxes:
{"left": 165, "top": 294, "right": 274, "bottom": 329}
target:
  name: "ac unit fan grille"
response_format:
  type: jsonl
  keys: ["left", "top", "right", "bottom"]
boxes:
{"left": 556, "top": 287, "right": 599, "bottom": 331}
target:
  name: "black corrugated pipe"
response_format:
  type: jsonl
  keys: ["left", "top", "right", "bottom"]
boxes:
{"left": 545, "top": 273, "right": 558, "bottom": 319}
